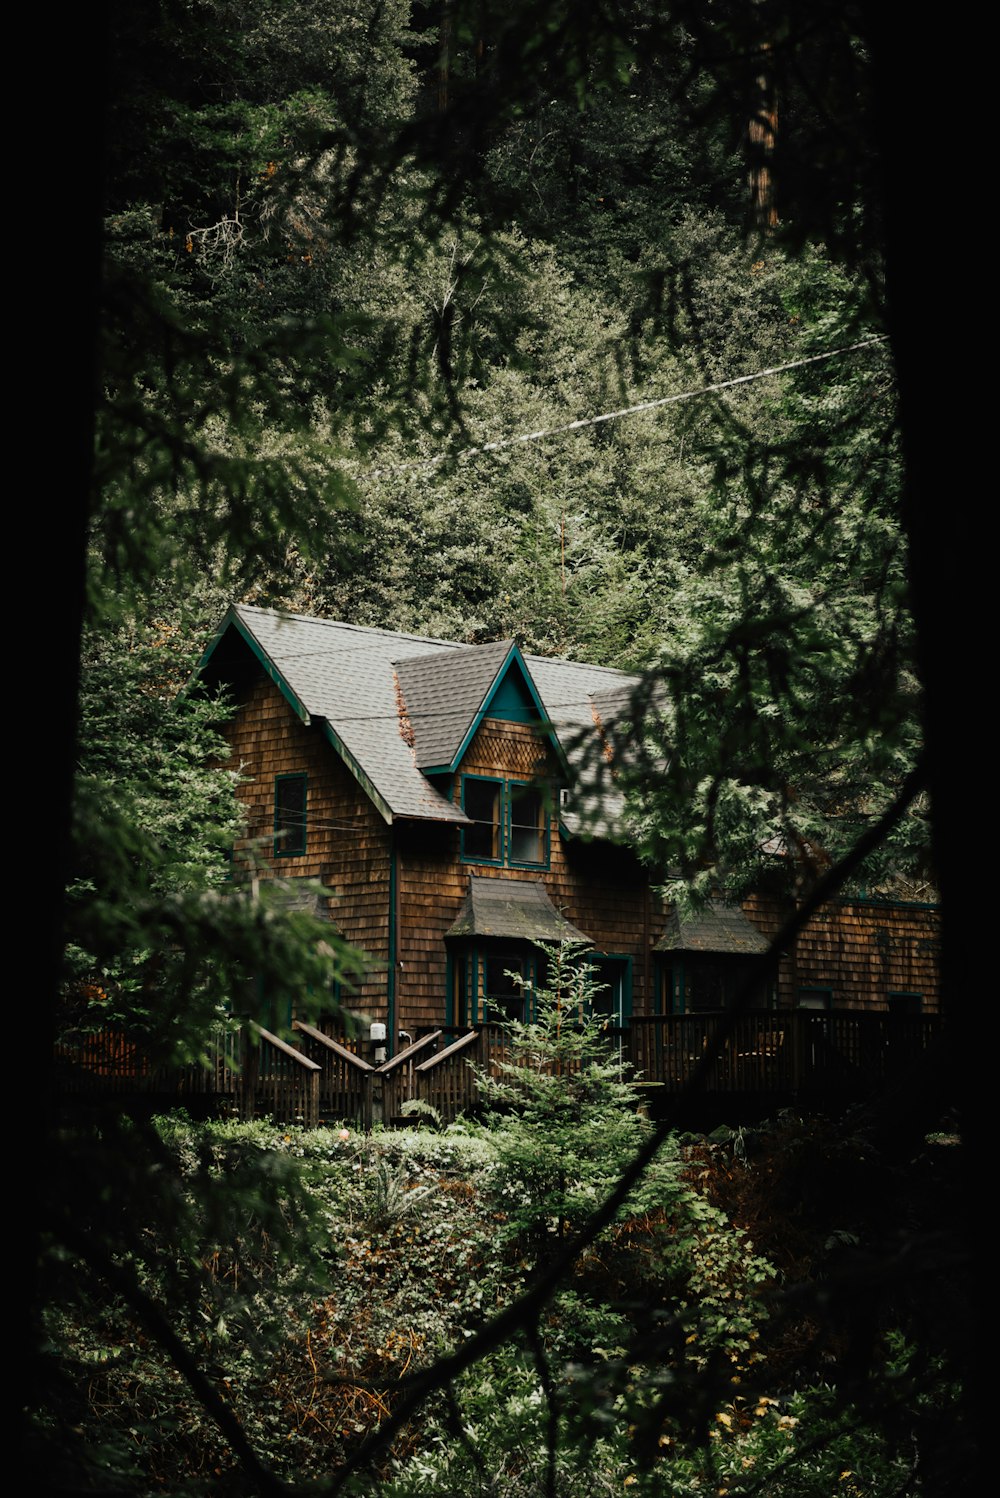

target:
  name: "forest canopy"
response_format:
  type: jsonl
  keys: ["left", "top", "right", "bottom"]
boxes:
{"left": 89, "top": 0, "right": 929, "bottom": 898}
{"left": 32, "top": 2, "right": 973, "bottom": 1494}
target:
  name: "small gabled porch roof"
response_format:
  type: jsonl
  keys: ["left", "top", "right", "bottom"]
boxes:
{"left": 654, "top": 899, "right": 769, "bottom": 955}
{"left": 446, "top": 874, "right": 592, "bottom": 944}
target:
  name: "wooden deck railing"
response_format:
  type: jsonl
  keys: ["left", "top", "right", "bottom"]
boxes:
{"left": 54, "top": 1022, "right": 321, "bottom": 1125}
{"left": 375, "top": 1031, "right": 442, "bottom": 1121}
{"left": 54, "top": 1010, "right": 944, "bottom": 1125}
{"left": 54, "top": 1026, "right": 243, "bottom": 1102}
{"left": 413, "top": 1029, "right": 490, "bottom": 1121}
{"left": 628, "top": 1011, "right": 942, "bottom": 1095}
{"left": 243, "top": 1023, "right": 321, "bottom": 1128}
{"left": 293, "top": 1020, "right": 374, "bottom": 1127}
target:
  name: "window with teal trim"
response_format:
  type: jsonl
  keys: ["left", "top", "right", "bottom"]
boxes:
{"left": 460, "top": 776, "right": 549, "bottom": 869}
{"left": 450, "top": 944, "right": 542, "bottom": 1026}
{"left": 274, "top": 773, "right": 307, "bottom": 856}
{"left": 508, "top": 781, "right": 547, "bottom": 867}
{"left": 461, "top": 776, "right": 503, "bottom": 863}
{"left": 590, "top": 956, "right": 632, "bottom": 1029}
{"left": 484, "top": 953, "right": 528, "bottom": 1022}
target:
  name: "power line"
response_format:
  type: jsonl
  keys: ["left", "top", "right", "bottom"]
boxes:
{"left": 362, "top": 336, "right": 889, "bottom": 478}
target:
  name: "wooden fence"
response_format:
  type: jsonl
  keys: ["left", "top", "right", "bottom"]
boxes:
{"left": 54, "top": 1011, "right": 944, "bottom": 1127}
{"left": 628, "top": 1011, "right": 942, "bottom": 1096}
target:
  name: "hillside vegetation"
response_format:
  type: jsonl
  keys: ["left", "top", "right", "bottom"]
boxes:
{"left": 35, "top": 3, "right": 970, "bottom": 1493}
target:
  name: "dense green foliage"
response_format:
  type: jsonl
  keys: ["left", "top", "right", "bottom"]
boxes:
{"left": 36, "top": 2, "right": 970, "bottom": 1493}
{"left": 62, "top": 612, "right": 369, "bottom": 1060}
{"left": 90, "top": 0, "right": 927, "bottom": 895}
{"left": 34, "top": 1104, "right": 963, "bottom": 1494}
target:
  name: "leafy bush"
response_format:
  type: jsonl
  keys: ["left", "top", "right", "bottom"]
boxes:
{"left": 37, "top": 1092, "right": 953, "bottom": 1496}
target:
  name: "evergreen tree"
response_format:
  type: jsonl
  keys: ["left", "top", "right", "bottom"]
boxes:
{"left": 477, "top": 943, "right": 654, "bottom": 1251}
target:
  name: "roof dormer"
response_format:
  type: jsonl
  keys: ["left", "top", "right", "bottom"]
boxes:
{"left": 393, "top": 640, "right": 568, "bottom": 779}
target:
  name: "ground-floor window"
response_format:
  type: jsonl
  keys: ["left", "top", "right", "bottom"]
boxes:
{"left": 660, "top": 956, "right": 773, "bottom": 1013}
{"left": 449, "top": 943, "right": 546, "bottom": 1026}
{"left": 589, "top": 955, "right": 632, "bottom": 1030}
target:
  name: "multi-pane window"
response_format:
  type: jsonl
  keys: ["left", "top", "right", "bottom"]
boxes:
{"left": 484, "top": 954, "right": 527, "bottom": 1022}
{"left": 460, "top": 776, "right": 548, "bottom": 868}
{"left": 274, "top": 773, "right": 307, "bottom": 856}
{"left": 462, "top": 777, "right": 503, "bottom": 862}
{"left": 451, "top": 945, "right": 544, "bottom": 1026}
{"left": 508, "top": 782, "right": 545, "bottom": 866}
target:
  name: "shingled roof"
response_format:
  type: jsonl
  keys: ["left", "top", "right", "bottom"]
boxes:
{"left": 197, "top": 604, "right": 639, "bottom": 831}
{"left": 653, "top": 900, "right": 769, "bottom": 955}
{"left": 446, "top": 875, "right": 593, "bottom": 943}
{"left": 395, "top": 639, "right": 540, "bottom": 773}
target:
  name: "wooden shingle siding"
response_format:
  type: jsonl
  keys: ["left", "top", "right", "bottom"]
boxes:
{"left": 225, "top": 674, "right": 391, "bottom": 1019}
{"left": 394, "top": 717, "right": 659, "bottom": 1034}
{"left": 221, "top": 674, "right": 939, "bottom": 1042}
{"left": 742, "top": 893, "right": 941, "bottom": 1013}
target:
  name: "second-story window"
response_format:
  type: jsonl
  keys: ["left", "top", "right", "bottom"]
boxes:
{"left": 461, "top": 777, "right": 503, "bottom": 863}
{"left": 460, "top": 776, "right": 548, "bottom": 868}
{"left": 274, "top": 773, "right": 307, "bottom": 856}
{"left": 508, "top": 781, "right": 546, "bottom": 867}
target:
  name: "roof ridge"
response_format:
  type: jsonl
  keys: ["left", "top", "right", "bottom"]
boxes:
{"left": 394, "top": 637, "right": 514, "bottom": 665}
{"left": 235, "top": 603, "right": 463, "bottom": 650}
{"left": 523, "top": 651, "right": 637, "bottom": 680}
{"left": 234, "top": 605, "right": 638, "bottom": 678}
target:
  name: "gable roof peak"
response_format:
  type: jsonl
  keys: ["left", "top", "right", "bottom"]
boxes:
{"left": 394, "top": 639, "right": 558, "bottom": 775}
{"left": 198, "top": 604, "right": 639, "bottom": 836}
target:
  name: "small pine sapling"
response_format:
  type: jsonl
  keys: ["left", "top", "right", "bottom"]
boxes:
{"left": 477, "top": 942, "right": 659, "bottom": 1252}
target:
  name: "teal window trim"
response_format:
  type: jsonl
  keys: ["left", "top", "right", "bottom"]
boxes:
{"left": 460, "top": 775, "right": 505, "bottom": 865}
{"left": 453, "top": 942, "right": 482, "bottom": 1025}
{"left": 507, "top": 779, "right": 550, "bottom": 870}
{"left": 482, "top": 946, "right": 538, "bottom": 1024}
{"left": 274, "top": 773, "right": 307, "bottom": 857}
{"left": 448, "top": 943, "right": 480, "bottom": 1026}
{"left": 449, "top": 942, "right": 539, "bottom": 1025}
{"left": 604, "top": 953, "right": 634, "bottom": 1026}
{"left": 465, "top": 946, "right": 479, "bottom": 1025}
{"left": 446, "top": 947, "right": 455, "bottom": 1029}
{"left": 655, "top": 957, "right": 683, "bottom": 1015}
{"left": 443, "top": 644, "right": 570, "bottom": 779}
{"left": 459, "top": 775, "right": 551, "bottom": 870}
{"left": 585, "top": 952, "right": 633, "bottom": 1027}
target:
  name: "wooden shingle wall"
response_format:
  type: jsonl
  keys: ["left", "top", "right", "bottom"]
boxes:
{"left": 395, "top": 717, "right": 658, "bottom": 1033}
{"left": 743, "top": 893, "right": 941, "bottom": 1013}
{"left": 224, "top": 675, "right": 391, "bottom": 1018}
{"left": 223, "top": 682, "right": 939, "bottom": 1036}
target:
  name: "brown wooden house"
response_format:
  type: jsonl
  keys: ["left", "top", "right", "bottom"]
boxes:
{"left": 197, "top": 605, "right": 657, "bottom": 1040}
{"left": 186, "top": 604, "right": 941, "bottom": 1119}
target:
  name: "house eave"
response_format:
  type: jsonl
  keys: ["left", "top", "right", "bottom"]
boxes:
{"left": 192, "top": 606, "right": 312, "bottom": 726}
